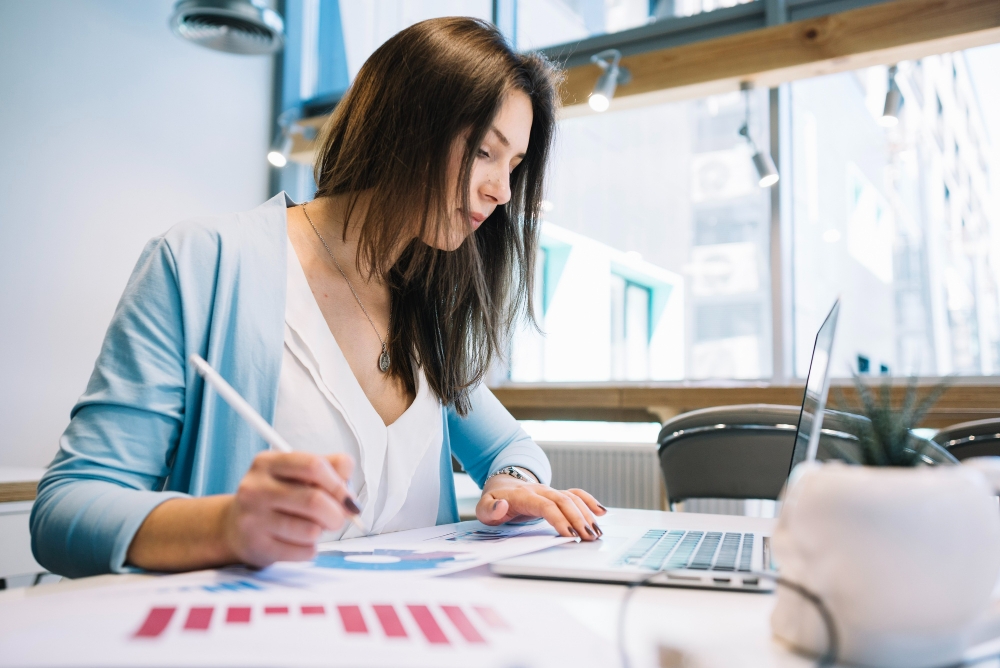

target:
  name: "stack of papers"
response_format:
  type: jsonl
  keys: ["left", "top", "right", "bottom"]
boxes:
{"left": 0, "top": 521, "right": 613, "bottom": 667}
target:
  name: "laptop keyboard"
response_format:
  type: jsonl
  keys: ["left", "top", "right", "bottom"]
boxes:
{"left": 617, "top": 530, "right": 754, "bottom": 572}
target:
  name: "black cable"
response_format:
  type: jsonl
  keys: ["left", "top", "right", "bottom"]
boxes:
{"left": 769, "top": 574, "right": 839, "bottom": 668}
{"left": 617, "top": 566, "right": 1000, "bottom": 668}
{"left": 616, "top": 570, "right": 839, "bottom": 668}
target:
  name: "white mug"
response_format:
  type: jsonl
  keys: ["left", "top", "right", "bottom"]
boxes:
{"left": 771, "top": 458, "right": 1000, "bottom": 668}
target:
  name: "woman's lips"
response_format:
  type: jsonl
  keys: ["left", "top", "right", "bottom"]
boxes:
{"left": 468, "top": 212, "right": 487, "bottom": 231}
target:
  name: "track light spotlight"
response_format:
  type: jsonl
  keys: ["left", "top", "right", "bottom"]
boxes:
{"left": 267, "top": 133, "right": 293, "bottom": 168}
{"left": 879, "top": 65, "right": 903, "bottom": 128}
{"left": 266, "top": 108, "right": 316, "bottom": 168}
{"left": 738, "top": 82, "right": 779, "bottom": 188}
{"left": 752, "top": 150, "right": 780, "bottom": 188}
{"left": 588, "top": 49, "right": 630, "bottom": 112}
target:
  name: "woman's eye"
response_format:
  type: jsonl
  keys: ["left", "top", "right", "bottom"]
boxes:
{"left": 477, "top": 148, "right": 490, "bottom": 159}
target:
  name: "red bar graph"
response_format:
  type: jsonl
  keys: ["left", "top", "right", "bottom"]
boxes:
{"left": 135, "top": 607, "right": 176, "bottom": 638}
{"left": 407, "top": 605, "right": 449, "bottom": 645}
{"left": 373, "top": 605, "right": 407, "bottom": 638}
{"left": 337, "top": 605, "right": 368, "bottom": 634}
{"left": 226, "top": 607, "right": 251, "bottom": 624}
{"left": 134, "top": 601, "right": 496, "bottom": 646}
{"left": 441, "top": 606, "right": 485, "bottom": 643}
{"left": 183, "top": 607, "right": 213, "bottom": 631}
{"left": 473, "top": 606, "right": 510, "bottom": 630}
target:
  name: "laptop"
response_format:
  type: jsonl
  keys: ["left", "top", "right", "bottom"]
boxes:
{"left": 490, "top": 300, "right": 841, "bottom": 592}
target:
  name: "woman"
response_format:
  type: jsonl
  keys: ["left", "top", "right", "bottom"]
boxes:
{"left": 31, "top": 17, "right": 605, "bottom": 579}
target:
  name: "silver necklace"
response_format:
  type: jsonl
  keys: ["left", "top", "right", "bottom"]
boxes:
{"left": 301, "top": 203, "right": 391, "bottom": 373}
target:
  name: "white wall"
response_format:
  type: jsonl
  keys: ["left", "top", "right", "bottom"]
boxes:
{"left": 0, "top": 1, "right": 273, "bottom": 467}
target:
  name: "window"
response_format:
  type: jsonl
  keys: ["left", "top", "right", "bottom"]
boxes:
{"left": 507, "top": 88, "right": 773, "bottom": 381}
{"left": 514, "top": 0, "right": 756, "bottom": 51}
{"left": 610, "top": 276, "right": 652, "bottom": 380}
{"left": 790, "top": 52, "right": 999, "bottom": 377}
{"left": 275, "top": 4, "right": 1000, "bottom": 383}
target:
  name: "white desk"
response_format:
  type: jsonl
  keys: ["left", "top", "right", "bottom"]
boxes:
{"left": 0, "top": 509, "right": 810, "bottom": 667}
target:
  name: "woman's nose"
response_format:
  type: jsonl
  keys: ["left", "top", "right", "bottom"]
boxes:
{"left": 480, "top": 169, "right": 511, "bottom": 206}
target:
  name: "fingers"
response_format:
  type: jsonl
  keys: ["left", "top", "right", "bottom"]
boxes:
{"left": 257, "top": 451, "right": 360, "bottom": 515}
{"left": 485, "top": 486, "right": 604, "bottom": 541}
{"left": 566, "top": 488, "right": 608, "bottom": 516}
{"left": 267, "top": 509, "right": 325, "bottom": 546}
{"left": 267, "top": 478, "right": 346, "bottom": 531}
{"left": 538, "top": 488, "right": 600, "bottom": 540}
{"left": 266, "top": 452, "right": 350, "bottom": 498}
{"left": 475, "top": 495, "right": 510, "bottom": 526}
{"left": 325, "top": 454, "right": 355, "bottom": 483}
{"left": 241, "top": 534, "right": 318, "bottom": 567}
{"left": 531, "top": 495, "right": 586, "bottom": 540}
{"left": 566, "top": 491, "right": 599, "bottom": 534}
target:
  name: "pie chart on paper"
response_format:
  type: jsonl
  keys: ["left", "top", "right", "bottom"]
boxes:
{"left": 314, "top": 549, "right": 470, "bottom": 571}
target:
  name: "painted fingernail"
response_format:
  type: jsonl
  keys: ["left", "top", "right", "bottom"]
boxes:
{"left": 569, "top": 527, "right": 579, "bottom": 538}
{"left": 597, "top": 504, "right": 608, "bottom": 512}
{"left": 343, "top": 496, "right": 361, "bottom": 515}
{"left": 593, "top": 522, "right": 603, "bottom": 537}
{"left": 584, "top": 525, "right": 596, "bottom": 538}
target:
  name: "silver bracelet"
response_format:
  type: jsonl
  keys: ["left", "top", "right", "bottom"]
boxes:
{"left": 486, "top": 465, "right": 537, "bottom": 484}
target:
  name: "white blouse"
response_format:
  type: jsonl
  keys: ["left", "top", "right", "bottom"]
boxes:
{"left": 272, "top": 241, "right": 444, "bottom": 540}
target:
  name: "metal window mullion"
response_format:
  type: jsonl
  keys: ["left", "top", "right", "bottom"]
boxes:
{"left": 770, "top": 83, "right": 795, "bottom": 380}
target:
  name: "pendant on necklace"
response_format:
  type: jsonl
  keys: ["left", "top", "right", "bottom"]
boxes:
{"left": 378, "top": 345, "right": 390, "bottom": 373}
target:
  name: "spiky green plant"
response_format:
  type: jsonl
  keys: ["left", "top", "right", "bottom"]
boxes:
{"left": 834, "top": 375, "right": 951, "bottom": 467}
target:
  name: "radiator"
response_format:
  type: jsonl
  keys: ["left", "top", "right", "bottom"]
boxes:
{"left": 536, "top": 441, "right": 664, "bottom": 510}
{"left": 535, "top": 441, "right": 780, "bottom": 517}
{"left": 675, "top": 498, "right": 779, "bottom": 517}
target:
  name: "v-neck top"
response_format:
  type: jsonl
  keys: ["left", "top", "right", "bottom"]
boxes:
{"left": 34, "top": 193, "right": 554, "bottom": 578}
{"left": 273, "top": 241, "right": 444, "bottom": 539}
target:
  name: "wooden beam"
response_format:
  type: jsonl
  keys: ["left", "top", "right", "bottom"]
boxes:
{"left": 288, "top": 0, "right": 1000, "bottom": 161}
{"left": 0, "top": 481, "right": 37, "bottom": 504}
{"left": 491, "top": 380, "right": 1000, "bottom": 429}
{"left": 560, "top": 0, "right": 1000, "bottom": 115}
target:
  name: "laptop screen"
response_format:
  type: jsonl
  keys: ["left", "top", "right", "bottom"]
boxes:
{"left": 787, "top": 299, "right": 841, "bottom": 477}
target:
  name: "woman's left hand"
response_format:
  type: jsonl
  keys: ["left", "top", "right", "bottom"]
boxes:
{"left": 476, "top": 475, "right": 607, "bottom": 541}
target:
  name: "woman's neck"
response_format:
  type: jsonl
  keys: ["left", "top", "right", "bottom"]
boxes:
{"left": 307, "top": 193, "right": 373, "bottom": 283}
{"left": 308, "top": 192, "right": 413, "bottom": 280}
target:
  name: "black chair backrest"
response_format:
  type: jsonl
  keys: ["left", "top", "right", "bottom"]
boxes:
{"left": 657, "top": 405, "right": 801, "bottom": 504}
{"left": 934, "top": 418, "right": 1000, "bottom": 461}
{"left": 657, "top": 404, "right": 954, "bottom": 504}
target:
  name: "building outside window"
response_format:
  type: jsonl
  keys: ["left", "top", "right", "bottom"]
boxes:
{"left": 790, "top": 53, "right": 999, "bottom": 377}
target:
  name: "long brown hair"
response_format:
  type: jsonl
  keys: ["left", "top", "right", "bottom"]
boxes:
{"left": 312, "top": 17, "right": 560, "bottom": 414}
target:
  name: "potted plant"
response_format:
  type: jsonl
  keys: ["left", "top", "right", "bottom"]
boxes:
{"left": 770, "top": 376, "right": 1000, "bottom": 668}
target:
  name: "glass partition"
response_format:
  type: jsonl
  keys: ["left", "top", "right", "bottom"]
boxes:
{"left": 507, "top": 88, "right": 774, "bottom": 381}
{"left": 515, "top": 0, "right": 756, "bottom": 51}
{"left": 790, "top": 49, "right": 999, "bottom": 377}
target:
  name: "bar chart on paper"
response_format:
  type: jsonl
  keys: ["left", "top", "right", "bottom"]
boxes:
{"left": 132, "top": 600, "right": 502, "bottom": 645}
{"left": 0, "top": 579, "right": 615, "bottom": 667}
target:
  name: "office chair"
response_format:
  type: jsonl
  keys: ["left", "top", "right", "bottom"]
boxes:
{"left": 657, "top": 404, "right": 954, "bottom": 508}
{"left": 933, "top": 418, "right": 1000, "bottom": 460}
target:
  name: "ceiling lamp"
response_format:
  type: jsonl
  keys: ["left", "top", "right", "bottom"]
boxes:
{"left": 879, "top": 65, "right": 903, "bottom": 128}
{"left": 739, "top": 82, "right": 779, "bottom": 188}
{"left": 588, "top": 49, "right": 631, "bottom": 112}
{"left": 267, "top": 108, "right": 317, "bottom": 168}
{"left": 170, "top": 0, "right": 284, "bottom": 55}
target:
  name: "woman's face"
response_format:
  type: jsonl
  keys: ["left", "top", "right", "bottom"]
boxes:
{"left": 426, "top": 89, "right": 533, "bottom": 251}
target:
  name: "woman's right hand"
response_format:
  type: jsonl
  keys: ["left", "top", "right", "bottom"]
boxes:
{"left": 220, "top": 451, "right": 358, "bottom": 567}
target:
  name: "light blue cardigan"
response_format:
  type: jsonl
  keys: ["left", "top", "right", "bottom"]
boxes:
{"left": 30, "top": 194, "right": 551, "bottom": 578}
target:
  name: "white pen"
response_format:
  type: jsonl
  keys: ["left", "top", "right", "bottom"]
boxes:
{"left": 188, "top": 353, "right": 366, "bottom": 533}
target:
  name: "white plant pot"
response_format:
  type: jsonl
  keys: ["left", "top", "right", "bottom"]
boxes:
{"left": 771, "top": 459, "right": 1000, "bottom": 668}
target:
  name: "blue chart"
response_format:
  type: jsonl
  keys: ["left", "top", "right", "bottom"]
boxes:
{"left": 443, "top": 528, "right": 554, "bottom": 542}
{"left": 314, "top": 549, "right": 467, "bottom": 571}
